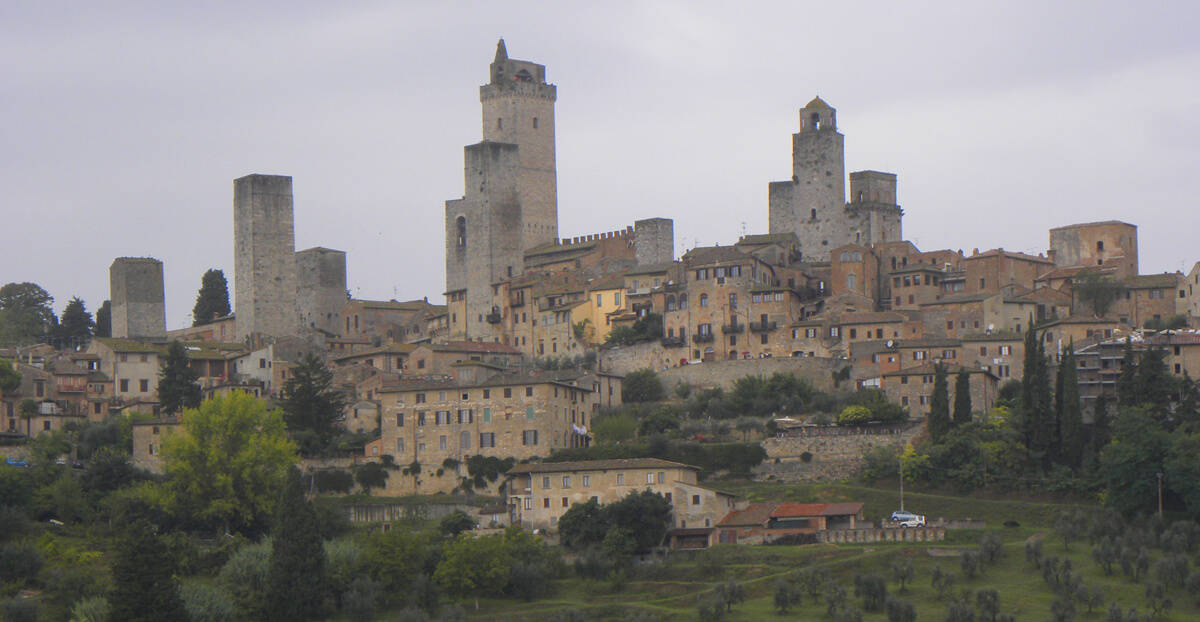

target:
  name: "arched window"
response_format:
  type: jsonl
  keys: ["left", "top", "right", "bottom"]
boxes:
{"left": 680, "top": 293, "right": 689, "bottom": 309}
{"left": 811, "top": 112, "right": 820, "bottom": 129}
{"left": 699, "top": 294, "right": 709, "bottom": 308}
{"left": 456, "top": 216, "right": 467, "bottom": 248}
{"left": 666, "top": 295, "right": 676, "bottom": 311}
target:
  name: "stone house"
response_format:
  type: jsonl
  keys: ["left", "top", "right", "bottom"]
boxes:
{"left": 1048, "top": 220, "right": 1139, "bottom": 279}
{"left": 677, "top": 246, "right": 777, "bottom": 362}
{"left": 961, "top": 249, "right": 1055, "bottom": 295}
{"left": 881, "top": 363, "right": 998, "bottom": 418}
{"left": 919, "top": 292, "right": 1036, "bottom": 339}
{"left": 166, "top": 314, "right": 237, "bottom": 343}
{"left": 339, "top": 299, "right": 442, "bottom": 343}
{"left": 130, "top": 419, "right": 181, "bottom": 473}
{"left": 958, "top": 333, "right": 1024, "bottom": 381}
{"left": 504, "top": 458, "right": 738, "bottom": 547}
{"left": 330, "top": 343, "right": 416, "bottom": 373}
{"left": 764, "top": 502, "right": 865, "bottom": 539}
{"left": 1116, "top": 273, "right": 1187, "bottom": 328}
{"left": 405, "top": 342, "right": 523, "bottom": 376}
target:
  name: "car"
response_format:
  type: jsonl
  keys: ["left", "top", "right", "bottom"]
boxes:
{"left": 889, "top": 510, "right": 919, "bottom": 522}
{"left": 889, "top": 510, "right": 926, "bottom": 527}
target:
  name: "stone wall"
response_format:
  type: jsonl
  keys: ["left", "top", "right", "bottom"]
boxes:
{"left": 344, "top": 501, "right": 482, "bottom": 523}
{"left": 756, "top": 422, "right": 924, "bottom": 482}
{"left": 599, "top": 343, "right": 842, "bottom": 393}
{"left": 817, "top": 527, "right": 945, "bottom": 544}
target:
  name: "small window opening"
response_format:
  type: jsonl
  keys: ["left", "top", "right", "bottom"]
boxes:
{"left": 532, "top": 117, "right": 538, "bottom": 128}
{"left": 456, "top": 216, "right": 467, "bottom": 248}
{"left": 810, "top": 112, "right": 820, "bottom": 129}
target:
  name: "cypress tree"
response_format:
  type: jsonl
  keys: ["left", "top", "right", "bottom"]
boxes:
{"left": 157, "top": 340, "right": 201, "bottom": 415}
{"left": 1018, "top": 325, "right": 1040, "bottom": 448}
{"left": 109, "top": 521, "right": 189, "bottom": 622}
{"left": 929, "top": 363, "right": 951, "bottom": 442}
{"left": 192, "top": 269, "right": 231, "bottom": 326}
{"left": 1116, "top": 338, "right": 1139, "bottom": 407}
{"left": 1029, "top": 337, "right": 1055, "bottom": 460}
{"left": 1058, "top": 346, "right": 1083, "bottom": 469}
{"left": 95, "top": 300, "right": 111, "bottom": 338}
{"left": 953, "top": 368, "right": 972, "bottom": 425}
{"left": 1053, "top": 347, "right": 1066, "bottom": 462}
{"left": 57, "top": 296, "right": 94, "bottom": 344}
{"left": 266, "top": 467, "right": 328, "bottom": 621}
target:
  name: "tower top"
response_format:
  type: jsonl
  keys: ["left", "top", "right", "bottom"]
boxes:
{"left": 800, "top": 96, "right": 837, "bottom": 133}
{"left": 804, "top": 96, "right": 833, "bottom": 110}
{"left": 495, "top": 38, "right": 507, "bottom": 62}
{"left": 488, "top": 40, "right": 549, "bottom": 87}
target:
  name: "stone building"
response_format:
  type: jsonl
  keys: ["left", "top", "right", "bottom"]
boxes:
{"left": 768, "top": 97, "right": 902, "bottom": 262}
{"left": 109, "top": 257, "right": 166, "bottom": 340}
{"left": 881, "top": 363, "right": 998, "bottom": 418}
{"left": 504, "top": 458, "right": 738, "bottom": 544}
{"left": 234, "top": 174, "right": 299, "bottom": 340}
{"left": 445, "top": 40, "right": 558, "bottom": 342}
{"left": 1048, "top": 221, "right": 1138, "bottom": 279}
{"left": 634, "top": 218, "right": 675, "bottom": 266}
{"left": 296, "top": 247, "right": 347, "bottom": 334}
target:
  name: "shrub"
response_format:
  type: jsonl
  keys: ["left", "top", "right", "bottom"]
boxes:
{"left": 180, "top": 580, "right": 237, "bottom": 622}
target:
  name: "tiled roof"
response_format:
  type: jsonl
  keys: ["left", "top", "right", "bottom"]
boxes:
{"left": 332, "top": 343, "right": 418, "bottom": 361}
{"left": 965, "top": 249, "right": 1054, "bottom": 264}
{"left": 682, "top": 246, "right": 751, "bottom": 266}
{"left": 508, "top": 458, "right": 697, "bottom": 475}
{"left": 770, "top": 502, "right": 864, "bottom": 518}
{"left": 1049, "top": 220, "right": 1135, "bottom": 231}
{"left": 1125, "top": 273, "right": 1182, "bottom": 289}
{"left": 427, "top": 341, "right": 523, "bottom": 355}
{"left": 1035, "top": 265, "right": 1118, "bottom": 281}
{"left": 716, "top": 502, "right": 780, "bottom": 527}
{"left": 736, "top": 233, "right": 797, "bottom": 246}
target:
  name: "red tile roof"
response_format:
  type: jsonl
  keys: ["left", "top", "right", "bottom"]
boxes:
{"left": 770, "top": 502, "right": 864, "bottom": 518}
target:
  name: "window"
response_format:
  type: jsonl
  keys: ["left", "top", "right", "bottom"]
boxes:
{"left": 729, "top": 293, "right": 737, "bottom": 310}
{"left": 613, "top": 292, "right": 621, "bottom": 306}
{"left": 526, "top": 406, "right": 535, "bottom": 419}
{"left": 901, "top": 396, "right": 909, "bottom": 406}
{"left": 439, "top": 436, "right": 447, "bottom": 450}
{"left": 901, "top": 376, "right": 909, "bottom": 384}
{"left": 523, "top": 430, "right": 538, "bottom": 446}
{"left": 582, "top": 475, "right": 590, "bottom": 487}
{"left": 532, "top": 117, "right": 538, "bottom": 128}
{"left": 43, "top": 421, "right": 51, "bottom": 431}
{"left": 396, "top": 438, "right": 405, "bottom": 453}
{"left": 596, "top": 294, "right": 602, "bottom": 306}
{"left": 646, "top": 472, "right": 654, "bottom": 484}
{"left": 617, "top": 473, "right": 625, "bottom": 485}
{"left": 543, "top": 498, "right": 550, "bottom": 508}
{"left": 460, "top": 431, "right": 470, "bottom": 450}
{"left": 691, "top": 495, "right": 701, "bottom": 505}
{"left": 562, "top": 497, "right": 569, "bottom": 508}
{"left": 483, "top": 389, "right": 490, "bottom": 399}
{"left": 830, "top": 327, "right": 839, "bottom": 338}
{"left": 657, "top": 471, "right": 665, "bottom": 484}
{"left": 479, "top": 432, "right": 495, "bottom": 448}
{"left": 1000, "top": 346, "right": 1012, "bottom": 355}
{"left": 396, "top": 413, "right": 405, "bottom": 427}
{"left": 849, "top": 328, "right": 857, "bottom": 339}
{"left": 542, "top": 476, "right": 551, "bottom": 489}
{"left": 562, "top": 476, "right": 571, "bottom": 488}
{"left": 139, "top": 379, "right": 149, "bottom": 392}
{"left": 979, "top": 346, "right": 987, "bottom": 356}
{"left": 417, "top": 411, "right": 426, "bottom": 426}
{"left": 525, "top": 387, "right": 533, "bottom": 397}
{"left": 847, "top": 273, "right": 857, "bottom": 291}
{"left": 920, "top": 396, "right": 928, "bottom": 405}
{"left": 524, "top": 498, "right": 532, "bottom": 510}
{"left": 700, "top": 294, "right": 709, "bottom": 308}
{"left": 914, "top": 351, "right": 926, "bottom": 360}
{"left": 483, "top": 408, "right": 491, "bottom": 422}
{"left": 416, "top": 393, "right": 426, "bottom": 404}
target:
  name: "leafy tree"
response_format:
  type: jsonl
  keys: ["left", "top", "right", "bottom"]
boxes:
{"left": 69, "top": 596, "right": 111, "bottom": 622}
{"left": 108, "top": 521, "right": 189, "bottom": 622}
{"left": 193, "top": 269, "right": 232, "bottom": 326}
{"left": 558, "top": 498, "right": 609, "bottom": 549}
{"left": 890, "top": 558, "right": 915, "bottom": 593}
{"left": 622, "top": 368, "right": 664, "bottom": 403}
{"left": 95, "top": 300, "right": 111, "bottom": 338}
{"left": 312, "top": 468, "right": 354, "bottom": 494}
{"left": 1019, "top": 325, "right": 1054, "bottom": 459}
{"left": 439, "top": 510, "right": 476, "bottom": 538}
{"left": 343, "top": 576, "right": 381, "bottom": 622}
{"left": 853, "top": 573, "right": 887, "bottom": 611}
{"left": 280, "top": 353, "right": 349, "bottom": 455}
{"left": 773, "top": 577, "right": 800, "bottom": 613}
{"left": 0, "top": 357, "right": 20, "bottom": 394}
{"left": 976, "top": 589, "right": 1000, "bottom": 622}
{"left": 715, "top": 579, "right": 746, "bottom": 612}
{"left": 929, "top": 363, "right": 951, "bottom": 442}
{"left": 353, "top": 461, "right": 389, "bottom": 494}
{"left": 218, "top": 539, "right": 272, "bottom": 620}
{"left": 0, "top": 282, "right": 56, "bottom": 346}
{"left": 57, "top": 296, "right": 94, "bottom": 344}
{"left": 885, "top": 598, "right": 916, "bottom": 622}
{"left": 1097, "top": 408, "right": 1172, "bottom": 516}
{"left": 603, "top": 490, "right": 672, "bottom": 553}
{"left": 1165, "top": 433, "right": 1200, "bottom": 516}
{"left": 953, "top": 368, "right": 972, "bottom": 425}
{"left": 434, "top": 533, "right": 513, "bottom": 600}
{"left": 158, "top": 340, "right": 202, "bottom": 415}
{"left": 946, "top": 602, "right": 975, "bottom": 622}
{"left": 1073, "top": 271, "right": 1124, "bottom": 316}
{"left": 838, "top": 405, "right": 873, "bottom": 425}
{"left": 162, "top": 392, "right": 298, "bottom": 533}
{"left": 180, "top": 579, "right": 237, "bottom": 622}
{"left": 363, "top": 529, "right": 436, "bottom": 593}
{"left": 266, "top": 467, "right": 328, "bottom": 622}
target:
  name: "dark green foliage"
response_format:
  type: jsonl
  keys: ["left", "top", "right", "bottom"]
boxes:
{"left": 108, "top": 521, "right": 189, "bottom": 622}
{"left": 853, "top": 573, "right": 887, "bottom": 611}
{"left": 714, "top": 579, "right": 746, "bottom": 612}
{"left": 509, "top": 560, "right": 553, "bottom": 601}
{"left": 1073, "top": 271, "right": 1124, "bottom": 317}
{"left": 0, "top": 357, "right": 20, "bottom": 394}
{"left": 605, "top": 313, "right": 663, "bottom": 345}
{"left": 1143, "top": 314, "right": 1187, "bottom": 331}
{"left": 218, "top": 539, "right": 271, "bottom": 620}
{"left": 929, "top": 363, "right": 950, "bottom": 442}
{"left": 976, "top": 589, "right": 1000, "bottom": 622}
{"left": 945, "top": 601, "right": 975, "bottom": 622}
{"left": 343, "top": 576, "right": 381, "bottom": 622}
{"left": 773, "top": 577, "right": 800, "bottom": 613}
{"left": 0, "top": 598, "right": 38, "bottom": 622}
{"left": 56, "top": 296, "right": 94, "bottom": 345}
{"left": 353, "top": 461, "right": 389, "bottom": 494}
{"left": 438, "top": 510, "right": 475, "bottom": 538}
{"left": 280, "top": 353, "right": 350, "bottom": 455}
{"left": 890, "top": 557, "right": 914, "bottom": 593}
{"left": 76, "top": 418, "right": 130, "bottom": 459}
{"left": 180, "top": 580, "right": 237, "bottom": 622}
{"left": 953, "top": 369, "right": 972, "bottom": 425}
{"left": 622, "top": 368, "right": 665, "bottom": 402}
{"left": 192, "top": 269, "right": 231, "bottom": 326}
{"left": 0, "top": 282, "right": 56, "bottom": 346}
{"left": 80, "top": 446, "right": 138, "bottom": 497}
{"left": 157, "top": 340, "right": 202, "bottom": 415}
{"left": 312, "top": 468, "right": 354, "bottom": 494}
{"left": 547, "top": 440, "right": 766, "bottom": 477}
{"left": 95, "top": 300, "right": 111, "bottom": 338}
{"left": 266, "top": 467, "right": 328, "bottom": 621}
{"left": 557, "top": 491, "right": 672, "bottom": 554}
{"left": 1097, "top": 408, "right": 1173, "bottom": 515}
{"left": 961, "top": 550, "right": 981, "bottom": 578}
{"left": 462, "top": 455, "right": 516, "bottom": 491}
{"left": 0, "top": 542, "right": 43, "bottom": 586}
{"left": 1057, "top": 348, "right": 1084, "bottom": 468}
{"left": 885, "top": 598, "right": 916, "bottom": 622}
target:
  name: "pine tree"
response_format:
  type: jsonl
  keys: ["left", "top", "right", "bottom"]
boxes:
{"left": 57, "top": 296, "right": 94, "bottom": 345}
{"left": 157, "top": 340, "right": 201, "bottom": 415}
{"left": 280, "top": 353, "right": 349, "bottom": 455}
{"left": 192, "top": 269, "right": 231, "bottom": 326}
{"left": 929, "top": 363, "right": 951, "bottom": 442}
{"left": 95, "top": 300, "right": 111, "bottom": 338}
{"left": 108, "top": 521, "right": 189, "bottom": 622}
{"left": 953, "top": 368, "right": 972, "bottom": 425}
{"left": 1058, "top": 346, "right": 1083, "bottom": 469}
{"left": 266, "top": 467, "right": 328, "bottom": 621}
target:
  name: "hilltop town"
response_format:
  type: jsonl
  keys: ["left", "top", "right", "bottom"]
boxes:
{"left": 4, "top": 40, "right": 1200, "bottom": 622}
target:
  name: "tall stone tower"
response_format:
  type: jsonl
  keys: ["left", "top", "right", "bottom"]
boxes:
{"left": 109, "top": 257, "right": 166, "bottom": 340}
{"left": 634, "top": 218, "right": 675, "bottom": 266}
{"left": 768, "top": 97, "right": 902, "bottom": 261}
{"left": 234, "top": 174, "right": 299, "bottom": 341}
{"left": 296, "top": 247, "right": 347, "bottom": 334}
{"left": 446, "top": 40, "right": 558, "bottom": 340}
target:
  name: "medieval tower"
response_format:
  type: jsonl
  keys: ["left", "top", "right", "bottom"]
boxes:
{"left": 768, "top": 97, "right": 902, "bottom": 261}
{"left": 296, "top": 246, "right": 347, "bottom": 334}
{"left": 108, "top": 257, "right": 166, "bottom": 340}
{"left": 234, "top": 174, "right": 300, "bottom": 340}
{"left": 445, "top": 40, "right": 558, "bottom": 340}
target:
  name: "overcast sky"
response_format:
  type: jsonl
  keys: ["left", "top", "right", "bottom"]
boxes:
{"left": 4, "top": 1, "right": 1199, "bottom": 330}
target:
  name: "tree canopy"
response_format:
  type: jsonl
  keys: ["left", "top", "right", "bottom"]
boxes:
{"left": 95, "top": 300, "right": 111, "bottom": 338}
{"left": 928, "top": 363, "right": 951, "bottom": 442}
{"left": 192, "top": 269, "right": 231, "bottom": 326}
{"left": 1073, "top": 271, "right": 1124, "bottom": 317}
{"left": 266, "top": 467, "right": 328, "bottom": 621}
{"left": 55, "top": 296, "right": 94, "bottom": 346}
{"left": 280, "top": 352, "right": 350, "bottom": 455}
{"left": 0, "top": 282, "right": 56, "bottom": 346}
{"left": 557, "top": 489, "right": 673, "bottom": 553}
{"left": 0, "top": 358, "right": 20, "bottom": 395}
{"left": 108, "top": 521, "right": 189, "bottom": 622}
{"left": 157, "top": 340, "right": 202, "bottom": 415}
{"left": 162, "top": 392, "right": 297, "bottom": 533}
{"left": 621, "top": 368, "right": 664, "bottom": 403}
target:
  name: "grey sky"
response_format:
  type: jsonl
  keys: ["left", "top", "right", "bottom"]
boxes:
{"left": 3, "top": 1, "right": 1198, "bottom": 329}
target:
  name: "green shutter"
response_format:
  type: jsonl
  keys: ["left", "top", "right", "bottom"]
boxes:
{"left": 526, "top": 406, "right": 535, "bottom": 419}
{"left": 483, "top": 408, "right": 491, "bottom": 422}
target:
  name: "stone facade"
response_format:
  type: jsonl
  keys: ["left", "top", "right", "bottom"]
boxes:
{"left": 1049, "top": 221, "right": 1138, "bottom": 278}
{"left": 768, "top": 98, "right": 901, "bottom": 262}
{"left": 234, "top": 174, "right": 299, "bottom": 340}
{"left": 296, "top": 247, "right": 347, "bottom": 334}
{"left": 634, "top": 218, "right": 675, "bottom": 266}
{"left": 109, "top": 257, "right": 166, "bottom": 340}
{"left": 758, "top": 423, "right": 923, "bottom": 482}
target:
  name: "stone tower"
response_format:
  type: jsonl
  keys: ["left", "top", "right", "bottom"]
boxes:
{"left": 296, "top": 247, "right": 347, "bottom": 334}
{"left": 446, "top": 40, "right": 558, "bottom": 340}
{"left": 234, "top": 174, "right": 299, "bottom": 341}
{"left": 768, "top": 97, "right": 902, "bottom": 261}
{"left": 634, "top": 218, "right": 675, "bottom": 266}
{"left": 109, "top": 257, "right": 166, "bottom": 340}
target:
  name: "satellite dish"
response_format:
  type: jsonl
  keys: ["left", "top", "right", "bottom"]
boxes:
{"left": 885, "top": 340, "right": 895, "bottom": 349}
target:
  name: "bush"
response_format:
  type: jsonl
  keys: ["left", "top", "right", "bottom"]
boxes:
{"left": 312, "top": 468, "right": 354, "bottom": 494}
{"left": 343, "top": 576, "right": 380, "bottom": 622}
{"left": 69, "top": 596, "right": 110, "bottom": 622}
{"left": 0, "top": 598, "right": 37, "bottom": 622}
{"left": 218, "top": 539, "right": 271, "bottom": 621}
{"left": 622, "top": 369, "right": 665, "bottom": 403}
{"left": 0, "top": 542, "right": 43, "bottom": 586}
{"left": 180, "top": 580, "right": 237, "bottom": 622}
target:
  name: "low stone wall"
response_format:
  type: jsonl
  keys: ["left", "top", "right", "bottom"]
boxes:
{"left": 755, "top": 423, "right": 924, "bottom": 482}
{"left": 344, "top": 502, "right": 481, "bottom": 523}
{"left": 818, "top": 527, "right": 945, "bottom": 544}
{"left": 598, "top": 344, "right": 842, "bottom": 393}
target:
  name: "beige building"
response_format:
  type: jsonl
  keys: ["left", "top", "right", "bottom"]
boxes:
{"left": 881, "top": 364, "right": 998, "bottom": 419}
{"left": 504, "top": 458, "right": 738, "bottom": 541}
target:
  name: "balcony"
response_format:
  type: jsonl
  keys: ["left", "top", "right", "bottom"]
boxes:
{"left": 721, "top": 323, "right": 745, "bottom": 334}
{"left": 749, "top": 321, "right": 778, "bottom": 333}
{"left": 485, "top": 311, "right": 502, "bottom": 324}
{"left": 661, "top": 337, "right": 686, "bottom": 348}
{"left": 693, "top": 332, "right": 715, "bottom": 343}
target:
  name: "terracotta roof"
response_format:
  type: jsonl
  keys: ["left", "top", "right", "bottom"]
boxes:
{"left": 1035, "top": 265, "right": 1118, "bottom": 281}
{"left": 736, "top": 233, "right": 797, "bottom": 247}
{"left": 717, "top": 502, "right": 780, "bottom": 528}
{"left": 428, "top": 341, "right": 522, "bottom": 355}
{"left": 1049, "top": 220, "right": 1135, "bottom": 231}
{"left": 1125, "top": 273, "right": 1182, "bottom": 289}
{"left": 1012, "top": 288, "right": 1073, "bottom": 305}
{"left": 332, "top": 343, "right": 417, "bottom": 361}
{"left": 682, "top": 246, "right": 751, "bottom": 266}
{"left": 964, "top": 249, "right": 1054, "bottom": 264}
{"left": 804, "top": 96, "right": 832, "bottom": 109}
{"left": 351, "top": 299, "right": 435, "bottom": 312}
{"left": 770, "top": 502, "right": 863, "bottom": 518}
{"left": 507, "top": 458, "right": 697, "bottom": 475}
